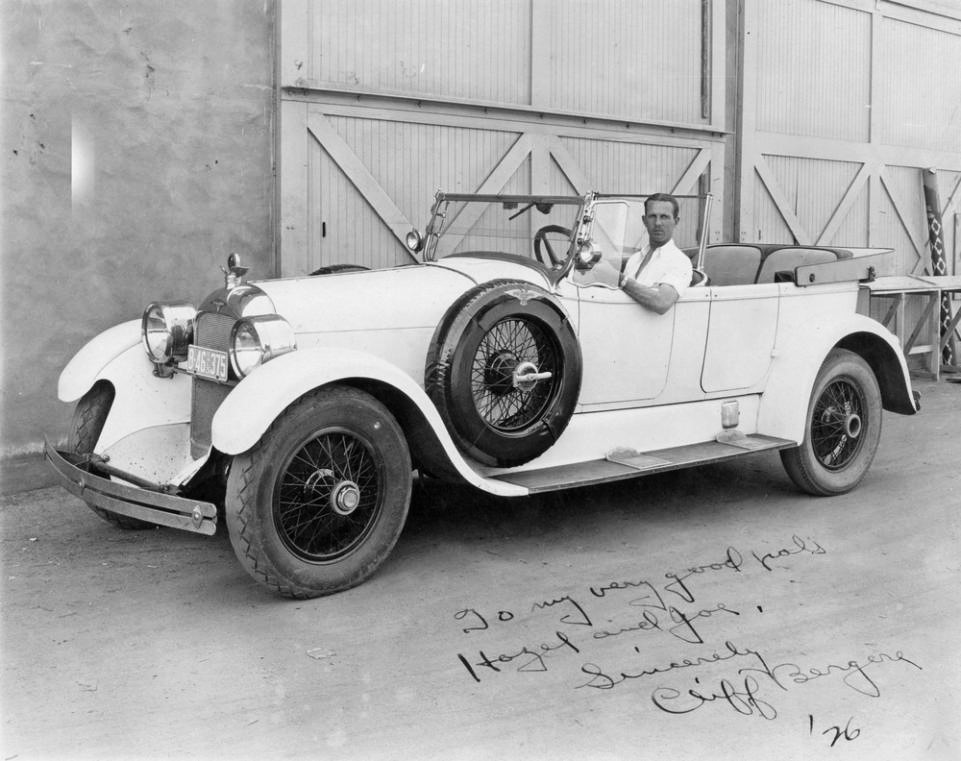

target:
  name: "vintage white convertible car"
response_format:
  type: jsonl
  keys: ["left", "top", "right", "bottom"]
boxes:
{"left": 46, "top": 192, "right": 920, "bottom": 597}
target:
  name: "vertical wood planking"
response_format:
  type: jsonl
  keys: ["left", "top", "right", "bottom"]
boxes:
{"left": 307, "top": 0, "right": 531, "bottom": 104}
{"left": 879, "top": 16, "right": 961, "bottom": 154}
{"left": 754, "top": 0, "right": 871, "bottom": 142}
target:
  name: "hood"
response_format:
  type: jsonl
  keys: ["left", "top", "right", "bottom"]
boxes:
{"left": 254, "top": 259, "right": 551, "bottom": 335}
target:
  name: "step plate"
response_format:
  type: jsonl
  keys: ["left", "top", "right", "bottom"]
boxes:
{"left": 492, "top": 435, "right": 795, "bottom": 494}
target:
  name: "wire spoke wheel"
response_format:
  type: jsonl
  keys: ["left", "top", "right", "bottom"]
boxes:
{"left": 275, "top": 429, "right": 381, "bottom": 562}
{"left": 226, "top": 386, "right": 412, "bottom": 598}
{"left": 810, "top": 378, "right": 865, "bottom": 470}
{"left": 471, "top": 316, "right": 559, "bottom": 432}
{"left": 780, "top": 349, "right": 882, "bottom": 496}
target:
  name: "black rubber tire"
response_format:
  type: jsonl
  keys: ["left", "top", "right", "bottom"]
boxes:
{"left": 780, "top": 349, "right": 882, "bottom": 496}
{"left": 67, "top": 382, "right": 154, "bottom": 530}
{"left": 425, "top": 279, "right": 582, "bottom": 467}
{"left": 225, "top": 386, "right": 412, "bottom": 598}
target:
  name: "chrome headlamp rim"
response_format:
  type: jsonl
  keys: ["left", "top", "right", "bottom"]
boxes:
{"left": 228, "top": 314, "right": 297, "bottom": 378}
{"left": 141, "top": 301, "right": 197, "bottom": 364}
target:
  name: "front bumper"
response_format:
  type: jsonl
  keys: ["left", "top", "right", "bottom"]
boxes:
{"left": 44, "top": 439, "right": 218, "bottom": 535}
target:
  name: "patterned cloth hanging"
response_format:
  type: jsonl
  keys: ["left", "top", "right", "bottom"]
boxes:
{"left": 922, "top": 168, "right": 954, "bottom": 365}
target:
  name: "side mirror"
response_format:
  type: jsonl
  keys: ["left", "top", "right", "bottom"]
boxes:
{"left": 573, "top": 241, "right": 601, "bottom": 271}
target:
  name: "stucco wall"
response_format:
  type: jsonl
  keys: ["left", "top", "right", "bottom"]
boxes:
{"left": 1, "top": 1, "right": 276, "bottom": 459}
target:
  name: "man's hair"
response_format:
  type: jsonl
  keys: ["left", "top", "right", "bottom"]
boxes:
{"left": 645, "top": 192, "right": 680, "bottom": 220}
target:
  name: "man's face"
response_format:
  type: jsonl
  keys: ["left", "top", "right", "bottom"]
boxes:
{"left": 643, "top": 200, "right": 677, "bottom": 248}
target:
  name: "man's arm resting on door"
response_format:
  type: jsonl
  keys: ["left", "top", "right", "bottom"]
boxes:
{"left": 618, "top": 274, "right": 679, "bottom": 315}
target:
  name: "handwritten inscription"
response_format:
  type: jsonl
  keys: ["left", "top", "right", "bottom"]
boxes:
{"left": 450, "top": 534, "right": 921, "bottom": 734}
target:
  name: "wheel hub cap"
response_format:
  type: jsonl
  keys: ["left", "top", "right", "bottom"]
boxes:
{"left": 485, "top": 351, "right": 518, "bottom": 395}
{"left": 512, "top": 360, "right": 542, "bottom": 392}
{"left": 331, "top": 481, "right": 361, "bottom": 516}
{"left": 844, "top": 412, "right": 862, "bottom": 438}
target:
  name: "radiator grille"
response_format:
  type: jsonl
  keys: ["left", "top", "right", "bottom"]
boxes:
{"left": 195, "top": 311, "right": 235, "bottom": 353}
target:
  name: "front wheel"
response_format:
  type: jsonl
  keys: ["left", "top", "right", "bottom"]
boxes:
{"left": 780, "top": 349, "right": 882, "bottom": 496}
{"left": 225, "top": 386, "right": 412, "bottom": 598}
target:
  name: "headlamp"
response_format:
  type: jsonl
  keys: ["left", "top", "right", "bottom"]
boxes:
{"left": 141, "top": 302, "right": 197, "bottom": 364}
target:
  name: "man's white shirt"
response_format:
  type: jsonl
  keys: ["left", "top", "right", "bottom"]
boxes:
{"left": 623, "top": 239, "right": 692, "bottom": 298}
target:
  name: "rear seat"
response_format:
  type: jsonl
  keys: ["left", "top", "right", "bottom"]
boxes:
{"left": 755, "top": 247, "right": 851, "bottom": 283}
{"left": 700, "top": 245, "right": 763, "bottom": 286}
{"left": 697, "top": 244, "right": 853, "bottom": 285}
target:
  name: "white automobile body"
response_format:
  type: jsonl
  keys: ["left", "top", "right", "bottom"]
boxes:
{"left": 46, "top": 191, "right": 919, "bottom": 595}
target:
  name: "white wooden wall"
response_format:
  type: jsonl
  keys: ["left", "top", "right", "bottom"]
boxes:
{"left": 739, "top": 0, "right": 961, "bottom": 278}
{"left": 279, "top": 0, "right": 961, "bottom": 279}
{"left": 278, "top": 0, "right": 727, "bottom": 275}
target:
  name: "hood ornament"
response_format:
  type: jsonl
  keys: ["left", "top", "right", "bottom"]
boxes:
{"left": 221, "top": 252, "right": 249, "bottom": 289}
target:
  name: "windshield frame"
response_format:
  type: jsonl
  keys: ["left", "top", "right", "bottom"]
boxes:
{"left": 421, "top": 192, "right": 587, "bottom": 266}
{"left": 419, "top": 191, "right": 713, "bottom": 285}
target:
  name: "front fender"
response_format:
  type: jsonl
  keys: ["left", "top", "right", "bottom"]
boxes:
{"left": 58, "top": 319, "right": 141, "bottom": 402}
{"left": 210, "top": 348, "right": 527, "bottom": 497}
{"left": 55, "top": 319, "right": 198, "bottom": 485}
{"left": 757, "top": 313, "right": 916, "bottom": 442}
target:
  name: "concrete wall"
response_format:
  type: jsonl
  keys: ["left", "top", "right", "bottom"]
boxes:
{"left": 1, "top": 1, "right": 276, "bottom": 466}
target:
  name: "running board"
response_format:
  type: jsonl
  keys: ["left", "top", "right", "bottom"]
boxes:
{"left": 491, "top": 435, "right": 795, "bottom": 494}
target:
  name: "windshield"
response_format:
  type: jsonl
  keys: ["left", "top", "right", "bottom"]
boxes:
{"left": 423, "top": 194, "right": 584, "bottom": 265}
{"left": 588, "top": 195, "right": 706, "bottom": 254}
{"left": 572, "top": 194, "right": 711, "bottom": 288}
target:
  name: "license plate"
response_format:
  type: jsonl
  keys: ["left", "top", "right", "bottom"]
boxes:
{"left": 186, "top": 345, "right": 229, "bottom": 383}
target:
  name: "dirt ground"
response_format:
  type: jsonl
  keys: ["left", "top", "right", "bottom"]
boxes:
{"left": 2, "top": 380, "right": 959, "bottom": 761}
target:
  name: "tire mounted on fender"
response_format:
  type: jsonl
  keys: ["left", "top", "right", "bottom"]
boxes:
{"left": 425, "top": 279, "right": 582, "bottom": 467}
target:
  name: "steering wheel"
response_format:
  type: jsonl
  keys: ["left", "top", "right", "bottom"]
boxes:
{"left": 533, "top": 225, "right": 573, "bottom": 267}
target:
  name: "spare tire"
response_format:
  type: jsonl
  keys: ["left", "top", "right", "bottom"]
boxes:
{"left": 425, "top": 279, "right": 582, "bottom": 467}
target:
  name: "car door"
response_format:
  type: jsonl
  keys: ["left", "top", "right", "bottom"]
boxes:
{"left": 701, "top": 283, "right": 779, "bottom": 392}
{"left": 566, "top": 198, "right": 712, "bottom": 407}
{"left": 574, "top": 282, "right": 678, "bottom": 405}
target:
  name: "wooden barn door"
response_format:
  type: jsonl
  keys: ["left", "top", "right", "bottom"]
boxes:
{"left": 277, "top": 0, "right": 729, "bottom": 277}
{"left": 737, "top": 0, "right": 961, "bottom": 280}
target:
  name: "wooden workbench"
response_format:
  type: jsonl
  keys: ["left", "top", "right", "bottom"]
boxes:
{"left": 860, "top": 274, "right": 961, "bottom": 380}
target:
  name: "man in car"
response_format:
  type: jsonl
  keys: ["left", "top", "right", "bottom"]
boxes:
{"left": 614, "top": 192, "right": 692, "bottom": 314}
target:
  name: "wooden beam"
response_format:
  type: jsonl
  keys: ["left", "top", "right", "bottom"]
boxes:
{"left": 279, "top": 100, "right": 310, "bottom": 277}
{"left": 755, "top": 156, "right": 813, "bottom": 244}
{"left": 671, "top": 148, "right": 712, "bottom": 196}
{"left": 546, "top": 135, "right": 592, "bottom": 195}
{"left": 942, "top": 173, "right": 961, "bottom": 215}
{"left": 306, "top": 98, "right": 723, "bottom": 149}
{"left": 753, "top": 131, "right": 961, "bottom": 172}
{"left": 737, "top": 0, "right": 759, "bottom": 242}
{"left": 879, "top": 167, "right": 928, "bottom": 270}
{"left": 434, "top": 133, "right": 535, "bottom": 257}
{"left": 306, "top": 112, "right": 418, "bottom": 261}
{"left": 529, "top": 0, "right": 552, "bottom": 109}
{"left": 279, "top": 0, "right": 311, "bottom": 89}
{"left": 817, "top": 162, "right": 872, "bottom": 245}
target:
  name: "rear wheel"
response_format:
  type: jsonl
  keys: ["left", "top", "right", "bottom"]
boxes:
{"left": 780, "top": 349, "right": 882, "bottom": 496}
{"left": 68, "top": 382, "right": 153, "bottom": 529}
{"left": 225, "top": 386, "right": 412, "bottom": 598}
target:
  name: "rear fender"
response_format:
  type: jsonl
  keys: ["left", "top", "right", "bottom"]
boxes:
{"left": 211, "top": 348, "right": 527, "bottom": 497}
{"left": 757, "top": 314, "right": 916, "bottom": 442}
